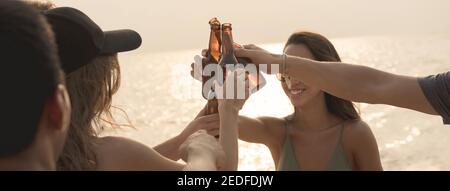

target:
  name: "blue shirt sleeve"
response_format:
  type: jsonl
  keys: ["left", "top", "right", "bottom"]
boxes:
{"left": 418, "top": 72, "right": 450, "bottom": 125}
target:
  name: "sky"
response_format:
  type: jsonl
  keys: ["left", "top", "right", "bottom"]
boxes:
{"left": 49, "top": 0, "right": 450, "bottom": 52}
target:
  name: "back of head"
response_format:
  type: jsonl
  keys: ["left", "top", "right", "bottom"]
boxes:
{"left": 25, "top": 0, "right": 55, "bottom": 11}
{"left": 36, "top": 6, "right": 139, "bottom": 170}
{"left": 0, "top": 0, "right": 62, "bottom": 156}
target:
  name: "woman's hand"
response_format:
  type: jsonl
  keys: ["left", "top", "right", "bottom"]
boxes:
{"left": 178, "top": 106, "right": 220, "bottom": 142}
{"left": 190, "top": 49, "right": 210, "bottom": 81}
{"left": 179, "top": 130, "right": 226, "bottom": 171}
{"left": 192, "top": 50, "right": 254, "bottom": 110}
{"left": 215, "top": 68, "right": 254, "bottom": 112}
{"left": 191, "top": 45, "right": 277, "bottom": 79}
{"left": 154, "top": 106, "right": 220, "bottom": 161}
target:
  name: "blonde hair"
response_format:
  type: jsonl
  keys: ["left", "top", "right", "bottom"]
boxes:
{"left": 57, "top": 55, "right": 125, "bottom": 170}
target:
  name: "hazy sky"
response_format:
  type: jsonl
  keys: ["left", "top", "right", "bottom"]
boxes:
{"left": 50, "top": 0, "right": 450, "bottom": 52}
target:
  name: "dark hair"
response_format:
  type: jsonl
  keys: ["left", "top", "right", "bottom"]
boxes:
{"left": 0, "top": 0, "right": 63, "bottom": 156}
{"left": 284, "top": 31, "right": 359, "bottom": 120}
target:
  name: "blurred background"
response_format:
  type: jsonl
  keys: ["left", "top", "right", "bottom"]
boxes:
{"left": 51, "top": 0, "right": 450, "bottom": 52}
{"left": 48, "top": 0, "right": 450, "bottom": 170}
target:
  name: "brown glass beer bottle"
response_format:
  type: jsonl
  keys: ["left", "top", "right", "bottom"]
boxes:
{"left": 219, "top": 23, "right": 266, "bottom": 97}
{"left": 218, "top": 23, "right": 239, "bottom": 67}
{"left": 203, "top": 18, "right": 221, "bottom": 115}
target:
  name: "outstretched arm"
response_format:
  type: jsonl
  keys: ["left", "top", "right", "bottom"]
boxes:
{"left": 218, "top": 103, "right": 240, "bottom": 171}
{"left": 96, "top": 133, "right": 224, "bottom": 171}
{"left": 235, "top": 46, "right": 437, "bottom": 115}
{"left": 285, "top": 57, "right": 436, "bottom": 115}
{"left": 154, "top": 106, "right": 220, "bottom": 161}
{"left": 237, "top": 116, "right": 281, "bottom": 146}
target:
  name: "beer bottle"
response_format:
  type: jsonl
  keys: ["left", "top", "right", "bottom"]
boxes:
{"left": 219, "top": 23, "right": 266, "bottom": 97}
{"left": 203, "top": 18, "right": 221, "bottom": 115}
{"left": 218, "top": 23, "right": 239, "bottom": 67}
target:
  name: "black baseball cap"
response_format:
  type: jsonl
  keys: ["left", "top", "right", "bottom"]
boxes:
{"left": 44, "top": 7, "right": 142, "bottom": 73}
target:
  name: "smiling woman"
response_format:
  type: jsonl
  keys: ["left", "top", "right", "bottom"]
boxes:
{"left": 282, "top": 31, "right": 359, "bottom": 121}
{"left": 234, "top": 31, "right": 383, "bottom": 171}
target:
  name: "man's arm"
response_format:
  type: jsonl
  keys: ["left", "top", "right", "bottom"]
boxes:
{"left": 284, "top": 56, "right": 437, "bottom": 115}
{"left": 235, "top": 47, "right": 438, "bottom": 115}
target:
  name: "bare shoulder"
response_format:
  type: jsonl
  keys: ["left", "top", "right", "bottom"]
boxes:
{"left": 95, "top": 136, "right": 183, "bottom": 171}
{"left": 97, "top": 136, "right": 151, "bottom": 156}
{"left": 343, "top": 119, "right": 373, "bottom": 137}
{"left": 342, "top": 119, "right": 382, "bottom": 170}
{"left": 342, "top": 119, "right": 377, "bottom": 149}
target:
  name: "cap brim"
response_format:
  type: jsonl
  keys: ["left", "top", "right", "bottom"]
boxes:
{"left": 101, "top": 29, "right": 142, "bottom": 54}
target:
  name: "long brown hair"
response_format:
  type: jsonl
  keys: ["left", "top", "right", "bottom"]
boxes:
{"left": 57, "top": 54, "right": 124, "bottom": 170}
{"left": 26, "top": 0, "right": 130, "bottom": 170}
{"left": 284, "top": 31, "right": 359, "bottom": 121}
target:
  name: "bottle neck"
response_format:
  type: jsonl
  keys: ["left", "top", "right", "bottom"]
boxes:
{"left": 221, "top": 29, "right": 234, "bottom": 56}
{"left": 208, "top": 27, "right": 221, "bottom": 62}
